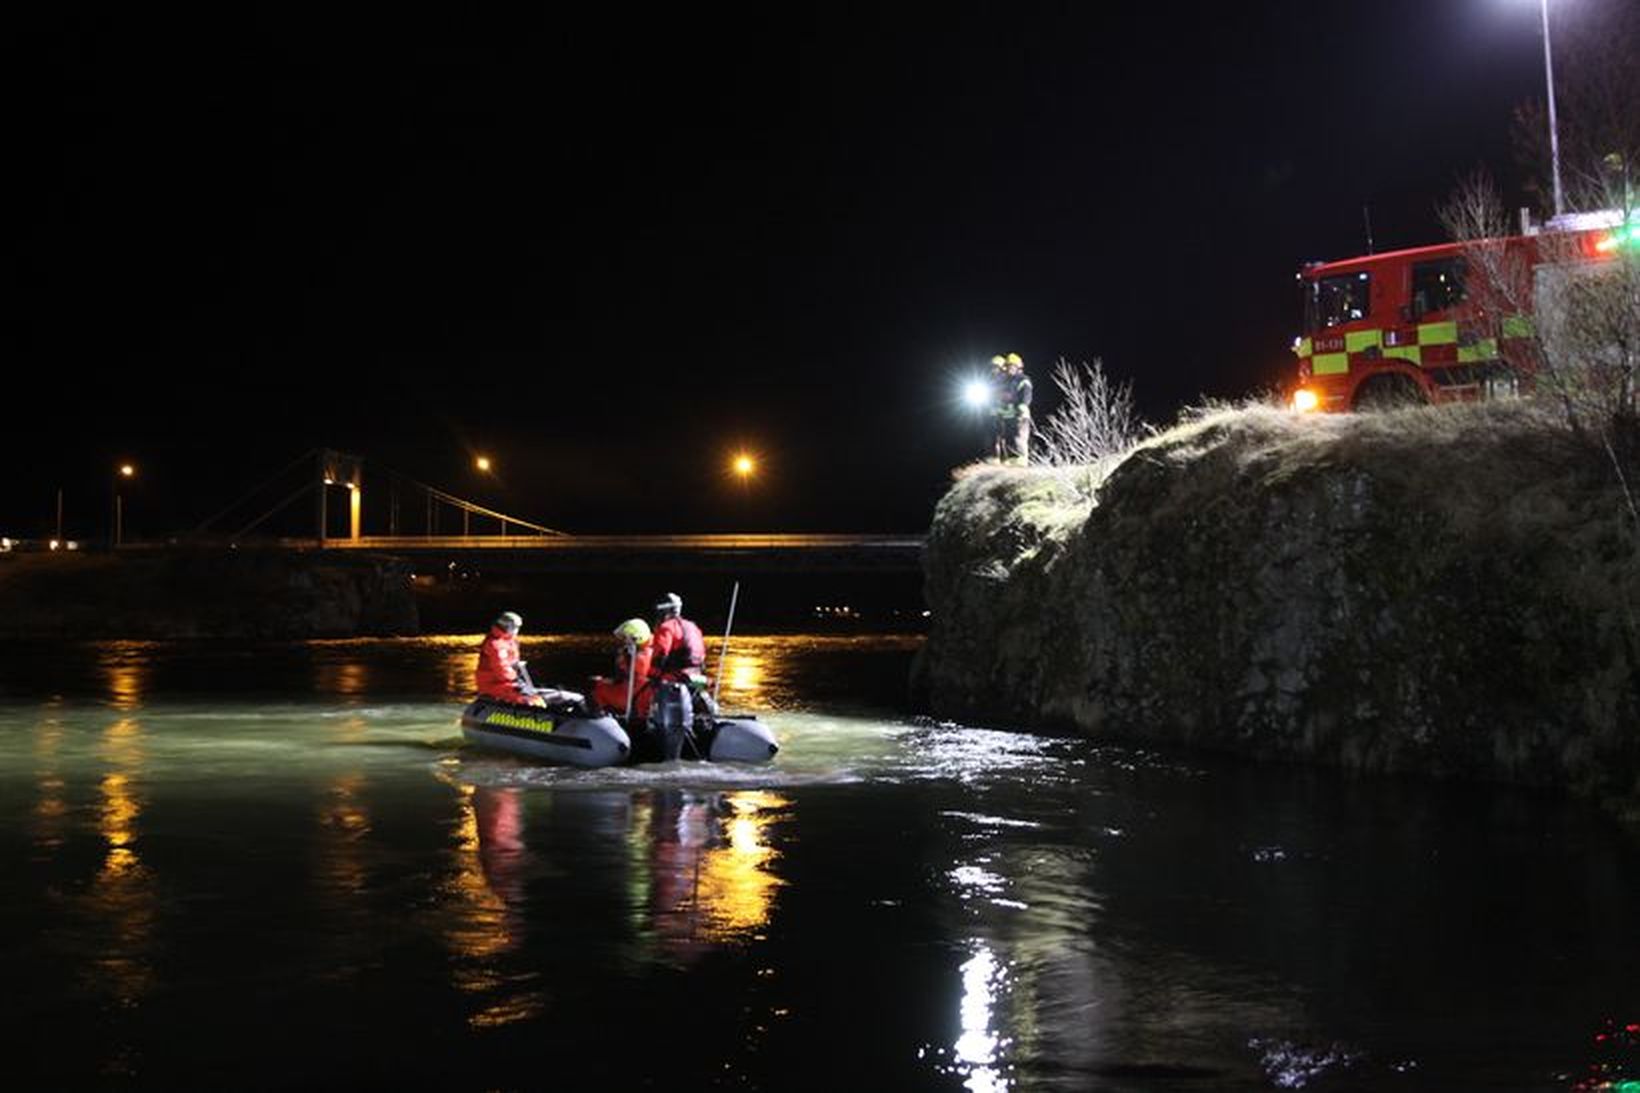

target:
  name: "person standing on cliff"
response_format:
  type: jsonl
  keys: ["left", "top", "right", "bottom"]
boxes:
{"left": 475, "top": 611, "right": 544, "bottom": 706}
{"left": 990, "top": 352, "right": 1033, "bottom": 464}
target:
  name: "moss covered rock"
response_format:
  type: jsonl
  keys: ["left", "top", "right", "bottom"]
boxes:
{"left": 923, "top": 403, "right": 1640, "bottom": 822}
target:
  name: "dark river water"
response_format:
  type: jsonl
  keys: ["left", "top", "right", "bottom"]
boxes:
{"left": 1, "top": 635, "right": 1636, "bottom": 1090}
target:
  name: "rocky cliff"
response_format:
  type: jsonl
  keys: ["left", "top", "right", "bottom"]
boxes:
{"left": 921, "top": 402, "right": 1640, "bottom": 824}
{"left": 0, "top": 549, "right": 418, "bottom": 639}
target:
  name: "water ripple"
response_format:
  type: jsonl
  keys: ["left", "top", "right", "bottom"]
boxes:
{"left": 1248, "top": 1037, "right": 1362, "bottom": 1089}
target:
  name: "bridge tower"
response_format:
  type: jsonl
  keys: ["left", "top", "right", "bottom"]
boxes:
{"left": 316, "top": 449, "right": 364, "bottom": 548}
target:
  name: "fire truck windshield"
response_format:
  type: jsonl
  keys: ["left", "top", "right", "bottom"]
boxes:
{"left": 1305, "top": 271, "right": 1370, "bottom": 333}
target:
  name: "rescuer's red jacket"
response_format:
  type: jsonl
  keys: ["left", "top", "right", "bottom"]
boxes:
{"left": 591, "top": 644, "right": 654, "bottom": 717}
{"left": 475, "top": 625, "right": 525, "bottom": 700}
{"left": 650, "top": 617, "right": 706, "bottom": 681}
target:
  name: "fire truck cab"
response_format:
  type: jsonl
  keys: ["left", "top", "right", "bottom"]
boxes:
{"left": 1290, "top": 241, "right": 1524, "bottom": 413}
{"left": 1289, "top": 211, "right": 1634, "bottom": 413}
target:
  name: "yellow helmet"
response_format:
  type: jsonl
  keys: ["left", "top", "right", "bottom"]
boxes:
{"left": 990, "top": 354, "right": 1007, "bottom": 367}
{"left": 614, "top": 617, "right": 652, "bottom": 645}
{"left": 1005, "top": 352, "right": 1023, "bottom": 367}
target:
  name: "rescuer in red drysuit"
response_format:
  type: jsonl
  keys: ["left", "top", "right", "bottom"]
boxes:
{"left": 649, "top": 592, "right": 721, "bottom": 719}
{"left": 474, "top": 611, "right": 544, "bottom": 706}
{"left": 589, "top": 617, "right": 655, "bottom": 718}
{"left": 649, "top": 593, "right": 707, "bottom": 684}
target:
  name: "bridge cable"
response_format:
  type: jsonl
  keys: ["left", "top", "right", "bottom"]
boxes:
{"left": 194, "top": 447, "right": 320, "bottom": 535}
{"left": 371, "top": 464, "right": 566, "bottom": 537}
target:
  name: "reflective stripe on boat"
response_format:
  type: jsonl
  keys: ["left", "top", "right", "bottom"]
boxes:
{"left": 462, "top": 720, "right": 595, "bottom": 749}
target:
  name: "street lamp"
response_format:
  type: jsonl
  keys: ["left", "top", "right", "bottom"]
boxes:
{"left": 732, "top": 453, "right": 756, "bottom": 481}
{"left": 1537, "top": 0, "right": 1565, "bottom": 218}
{"left": 466, "top": 454, "right": 496, "bottom": 536}
{"left": 114, "top": 463, "right": 136, "bottom": 547}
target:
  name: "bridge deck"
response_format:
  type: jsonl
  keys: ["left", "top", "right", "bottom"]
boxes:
{"left": 305, "top": 534, "right": 924, "bottom": 551}
{"left": 278, "top": 533, "right": 925, "bottom": 573}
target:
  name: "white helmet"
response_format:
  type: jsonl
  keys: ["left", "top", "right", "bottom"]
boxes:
{"left": 495, "top": 611, "right": 523, "bottom": 632}
{"left": 653, "top": 592, "right": 682, "bottom": 618}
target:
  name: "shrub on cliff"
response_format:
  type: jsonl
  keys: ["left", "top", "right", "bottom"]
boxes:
{"left": 1036, "top": 358, "right": 1144, "bottom": 470}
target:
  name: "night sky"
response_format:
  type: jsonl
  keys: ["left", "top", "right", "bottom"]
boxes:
{"left": 10, "top": 2, "right": 1596, "bottom": 537}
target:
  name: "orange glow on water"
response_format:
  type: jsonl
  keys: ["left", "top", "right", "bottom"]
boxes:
{"left": 442, "top": 785, "right": 541, "bottom": 1028}
{"left": 99, "top": 647, "right": 150, "bottom": 711}
{"left": 92, "top": 718, "right": 156, "bottom": 1013}
{"left": 695, "top": 791, "right": 787, "bottom": 936}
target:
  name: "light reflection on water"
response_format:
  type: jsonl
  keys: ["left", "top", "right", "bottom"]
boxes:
{"left": 431, "top": 778, "right": 788, "bottom": 1027}
{"left": 314, "top": 660, "right": 371, "bottom": 699}
{"left": 99, "top": 645, "right": 150, "bottom": 711}
{"left": 31, "top": 703, "right": 67, "bottom": 859}
{"left": 643, "top": 788, "right": 787, "bottom": 959}
{"left": 954, "top": 944, "right": 1008, "bottom": 1091}
{"left": 315, "top": 773, "right": 371, "bottom": 903}
{"left": 86, "top": 707, "right": 156, "bottom": 1072}
{"left": 0, "top": 635, "right": 1636, "bottom": 1088}
{"left": 721, "top": 649, "right": 770, "bottom": 707}
{"left": 445, "top": 783, "right": 539, "bottom": 1028}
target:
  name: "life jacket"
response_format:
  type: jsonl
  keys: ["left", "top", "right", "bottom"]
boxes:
{"left": 592, "top": 645, "right": 654, "bottom": 717}
{"left": 475, "top": 626, "right": 523, "bottom": 699}
{"left": 650, "top": 616, "right": 706, "bottom": 680}
{"left": 618, "top": 644, "right": 654, "bottom": 681}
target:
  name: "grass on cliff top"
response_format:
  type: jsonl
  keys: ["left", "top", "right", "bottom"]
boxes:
{"left": 1127, "top": 398, "right": 1603, "bottom": 535}
{"left": 948, "top": 459, "right": 1109, "bottom": 550}
{"left": 1135, "top": 397, "right": 1570, "bottom": 476}
{"left": 947, "top": 398, "right": 1614, "bottom": 547}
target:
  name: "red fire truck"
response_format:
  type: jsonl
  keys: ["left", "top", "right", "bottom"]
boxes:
{"left": 1289, "top": 210, "right": 1636, "bottom": 412}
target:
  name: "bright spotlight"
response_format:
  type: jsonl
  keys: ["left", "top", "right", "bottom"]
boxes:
{"left": 962, "top": 379, "right": 992, "bottom": 409}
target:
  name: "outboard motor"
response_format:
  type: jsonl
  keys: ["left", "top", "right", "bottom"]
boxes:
{"left": 648, "top": 681, "right": 694, "bottom": 761}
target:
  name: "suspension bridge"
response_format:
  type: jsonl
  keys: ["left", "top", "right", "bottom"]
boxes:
{"left": 181, "top": 449, "right": 923, "bottom": 574}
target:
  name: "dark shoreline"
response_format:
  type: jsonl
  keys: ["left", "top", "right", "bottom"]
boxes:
{"left": 0, "top": 551, "right": 927, "bottom": 640}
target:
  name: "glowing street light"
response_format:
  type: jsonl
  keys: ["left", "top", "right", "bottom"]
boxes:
{"left": 113, "top": 462, "right": 136, "bottom": 547}
{"left": 732, "top": 453, "right": 756, "bottom": 480}
{"left": 464, "top": 456, "right": 495, "bottom": 537}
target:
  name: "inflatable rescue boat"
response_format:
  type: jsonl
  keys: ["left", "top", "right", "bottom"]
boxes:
{"left": 460, "top": 682, "right": 779, "bottom": 768}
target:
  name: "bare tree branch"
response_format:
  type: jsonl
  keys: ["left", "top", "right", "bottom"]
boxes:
{"left": 1036, "top": 358, "right": 1143, "bottom": 467}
